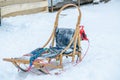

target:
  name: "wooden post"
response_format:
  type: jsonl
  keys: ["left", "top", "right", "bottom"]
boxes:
{"left": 51, "top": 0, "right": 53, "bottom": 12}
{"left": 0, "top": 8, "right": 1, "bottom": 26}
{"left": 77, "top": 0, "right": 80, "bottom": 7}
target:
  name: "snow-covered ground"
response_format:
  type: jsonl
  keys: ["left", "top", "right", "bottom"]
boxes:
{"left": 0, "top": 0, "right": 120, "bottom": 80}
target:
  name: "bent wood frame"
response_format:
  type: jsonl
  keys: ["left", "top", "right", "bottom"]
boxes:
{"left": 42, "top": 4, "right": 82, "bottom": 66}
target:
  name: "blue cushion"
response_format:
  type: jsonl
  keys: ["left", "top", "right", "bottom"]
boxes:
{"left": 55, "top": 28, "right": 75, "bottom": 49}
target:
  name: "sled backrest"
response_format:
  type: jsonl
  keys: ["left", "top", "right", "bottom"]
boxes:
{"left": 55, "top": 28, "right": 75, "bottom": 49}
{"left": 43, "top": 4, "right": 81, "bottom": 57}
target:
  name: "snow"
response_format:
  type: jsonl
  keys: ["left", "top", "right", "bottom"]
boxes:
{"left": 0, "top": 0, "right": 120, "bottom": 80}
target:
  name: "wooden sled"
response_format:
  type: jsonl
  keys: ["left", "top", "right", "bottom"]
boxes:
{"left": 3, "top": 4, "right": 82, "bottom": 74}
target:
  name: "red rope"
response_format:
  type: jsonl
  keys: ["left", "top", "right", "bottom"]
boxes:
{"left": 74, "top": 40, "right": 90, "bottom": 66}
{"left": 81, "top": 40, "right": 90, "bottom": 61}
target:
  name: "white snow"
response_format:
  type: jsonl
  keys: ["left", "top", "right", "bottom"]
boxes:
{"left": 0, "top": 0, "right": 120, "bottom": 80}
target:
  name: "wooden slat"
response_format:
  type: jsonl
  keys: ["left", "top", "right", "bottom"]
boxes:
{"left": 3, "top": 58, "right": 44, "bottom": 66}
{"left": 1, "top": 1, "right": 48, "bottom": 17}
{"left": 2, "top": 7, "right": 48, "bottom": 17}
{"left": 0, "top": 0, "right": 47, "bottom": 7}
{"left": 3, "top": 58, "right": 63, "bottom": 69}
{"left": 3, "top": 58, "right": 30, "bottom": 64}
{"left": 0, "top": 0, "right": 4, "bottom": 1}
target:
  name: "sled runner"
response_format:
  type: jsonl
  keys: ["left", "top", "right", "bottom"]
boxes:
{"left": 3, "top": 4, "right": 88, "bottom": 74}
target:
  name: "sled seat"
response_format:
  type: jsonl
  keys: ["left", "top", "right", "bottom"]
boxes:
{"left": 35, "top": 28, "right": 75, "bottom": 57}
{"left": 30, "top": 28, "right": 80, "bottom": 59}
